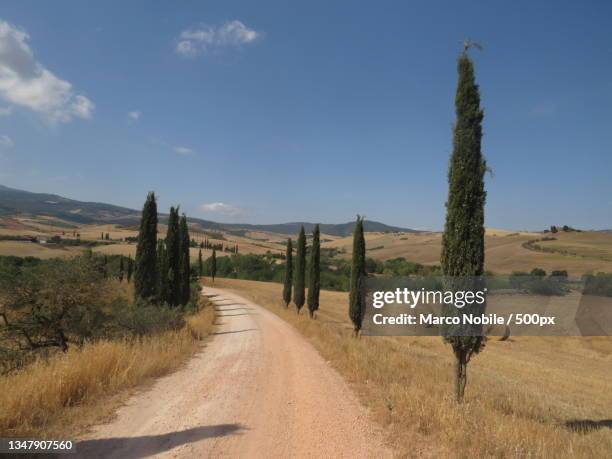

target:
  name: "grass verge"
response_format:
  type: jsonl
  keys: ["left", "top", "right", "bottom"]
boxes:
{"left": 212, "top": 277, "right": 612, "bottom": 458}
{"left": 0, "top": 304, "right": 215, "bottom": 438}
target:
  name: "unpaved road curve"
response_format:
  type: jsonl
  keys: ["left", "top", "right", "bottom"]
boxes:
{"left": 76, "top": 287, "right": 392, "bottom": 458}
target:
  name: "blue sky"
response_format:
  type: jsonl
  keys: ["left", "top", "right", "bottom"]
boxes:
{"left": 0, "top": 1, "right": 610, "bottom": 230}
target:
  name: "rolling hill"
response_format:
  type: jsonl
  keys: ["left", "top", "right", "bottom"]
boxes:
{"left": 0, "top": 184, "right": 415, "bottom": 236}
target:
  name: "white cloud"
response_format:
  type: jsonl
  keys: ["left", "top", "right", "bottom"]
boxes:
{"left": 199, "top": 202, "right": 244, "bottom": 217}
{"left": 0, "top": 105, "right": 11, "bottom": 115}
{"left": 128, "top": 110, "right": 141, "bottom": 121}
{"left": 0, "top": 134, "right": 14, "bottom": 147}
{"left": 174, "top": 146, "right": 193, "bottom": 155}
{"left": 176, "top": 20, "right": 260, "bottom": 57}
{"left": 0, "top": 19, "right": 94, "bottom": 122}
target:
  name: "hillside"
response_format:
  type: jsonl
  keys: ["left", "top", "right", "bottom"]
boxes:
{"left": 0, "top": 184, "right": 415, "bottom": 236}
{"left": 323, "top": 230, "right": 612, "bottom": 276}
{"left": 0, "top": 185, "right": 138, "bottom": 224}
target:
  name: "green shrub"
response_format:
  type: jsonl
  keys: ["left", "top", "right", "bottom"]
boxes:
{"left": 112, "top": 301, "right": 185, "bottom": 337}
{"left": 582, "top": 272, "right": 612, "bottom": 297}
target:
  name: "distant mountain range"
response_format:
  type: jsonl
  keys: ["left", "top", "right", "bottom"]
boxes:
{"left": 0, "top": 184, "right": 417, "bottom": 237}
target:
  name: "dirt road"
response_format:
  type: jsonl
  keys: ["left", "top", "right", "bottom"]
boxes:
{"left": 76, "top": 287, "right": 391, "bottom": 458}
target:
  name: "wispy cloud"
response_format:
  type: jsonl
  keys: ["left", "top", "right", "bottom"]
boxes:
{"left": 173, "top": 146, "right": 193, "bottom": 155}
{"left": 176, "top": 20, "right": 260, "bottom": 57}
{"left": 199, "top": 202, "right": 245, "bottom": 217}
{"left": 0, "top": 134, "right": 14, "bottom": 147}
{"left": 128, "top": 110, "right": 141, "bottom": 121}
{"left": 0, "top": 106, "right": 11, "bottom": 116}
{"left": 0, "top": 19, "right": 94, "bottom": 122}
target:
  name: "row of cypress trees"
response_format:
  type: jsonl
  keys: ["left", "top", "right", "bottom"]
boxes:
{"left": 197, "top": 247, "right": 217, "bottom": 283}
{"left": 118, "top": 255, "right": 133, "bottom": 283}
{"left": 282, "top": 224, "right": 321, "bottom": 318}
{"left": 278, "top": 48, "right": 487, "bottom": 402}
{"left": 281, "top": 217, "right": 365, "bottom": 327}
{"left": 133, "top": 193, "right": 191, "bottom": 306}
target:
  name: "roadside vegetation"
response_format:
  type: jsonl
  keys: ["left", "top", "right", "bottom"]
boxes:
{"left": 217, "top": 277, "right": 612, "bottom": 458}
{"left": 0, "top": 193, "right": 215, "bottom": 438}
{"left": 265, "top": 45, "right": 611, "bottom": 455}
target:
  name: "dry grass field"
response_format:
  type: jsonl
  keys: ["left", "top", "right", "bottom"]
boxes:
{"left": 2, "top": 215, "right": 612, "bottom": 277}
{"left": 0, "top": 241, "right": 82, "bottom": 259}
{"left": 0, "top": 216, "right": 288, "bottom": 259}
{"left": 323, "top": 230, "right": 612, "bottom": 276}
{"left": 212, "top": 278, "right": 612, "bottom": 458}
{"left": 537, "top": 232, "right": 612, "bottom": 261}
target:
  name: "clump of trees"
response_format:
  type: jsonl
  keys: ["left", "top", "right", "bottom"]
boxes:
{"left": 0, "top": 254, "right": 184, "bottom": 374}
{"left": 197, "top": 237, "right": 238, "bottom": 254}
{"left": 508, "top": 269, "right": 569, "bottom": 295}
{"left": 583, "top": 272, "right": 612, "bottom": 297}
{"left": 547, "top": 225, "right": 581, "bottom": 233}
{"left": 133, "top": 194, "right": 194, "bottom": 307}
{"left": 278, "top": 225, "right": 321, "bottom": 318}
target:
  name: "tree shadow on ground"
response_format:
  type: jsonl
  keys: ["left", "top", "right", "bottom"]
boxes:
{"left": 75, "top": 424, "right": 245, "bottom": 459}
{"left": 212, "top": 328, "right": 258, "bottom": 335}
{"left": 565, "top": 419, "right": 612, "bottom": 433}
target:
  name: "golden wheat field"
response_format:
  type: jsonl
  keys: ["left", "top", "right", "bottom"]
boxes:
{"left": 212, "top": 277, "right": 612, "bottom": 458}
{"left": 323, "top": 230, "right": 612, "bottom": 276}
{"left": 0, "top": 216, "right": 286, "bottom": 259}
{"left": 3, "top": 215, "right": 612, "bottom": 276}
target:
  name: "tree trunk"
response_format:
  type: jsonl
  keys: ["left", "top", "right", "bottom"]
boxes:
{"left": 455, "top": 350, "right": 467, "bottom": 402}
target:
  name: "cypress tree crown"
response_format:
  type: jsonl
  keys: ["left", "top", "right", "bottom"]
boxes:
{"left": 134, "top": 192, "right": 158, "bottom": 300}
{"left": 441, "top": 52, "right": 486, "bottom": 278}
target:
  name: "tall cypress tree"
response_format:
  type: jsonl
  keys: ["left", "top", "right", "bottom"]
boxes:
{"left": 282, "top": 238, "right": 293, "bottom": 307}
{"left": 156, "top": 239, "right": 169, "bottom": 303}
{"left": 134, "top": 192, "right": 158, "bottom": 300}
{"left": 349, "top": 216, "right": 366, "bottom": 336}
{"left": 293, "top": 225, "right": 306, "bottom": 313}
{"left": 165, "top": 206, "right": 180, "bottom": 306}
{"left": 211, "top": 249, "right": 217, "bottom": 285}
{"left": 198, "top": 249, "right": 203, "bottom": 278}
{"left": 307, "top": 225, "right": 321, "bottom": 319}
{"left": 178, "top": 214, "right": 191, "bottom": 305}
{"left": 441, "top": 47, "right": 487, "bottom": 403}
